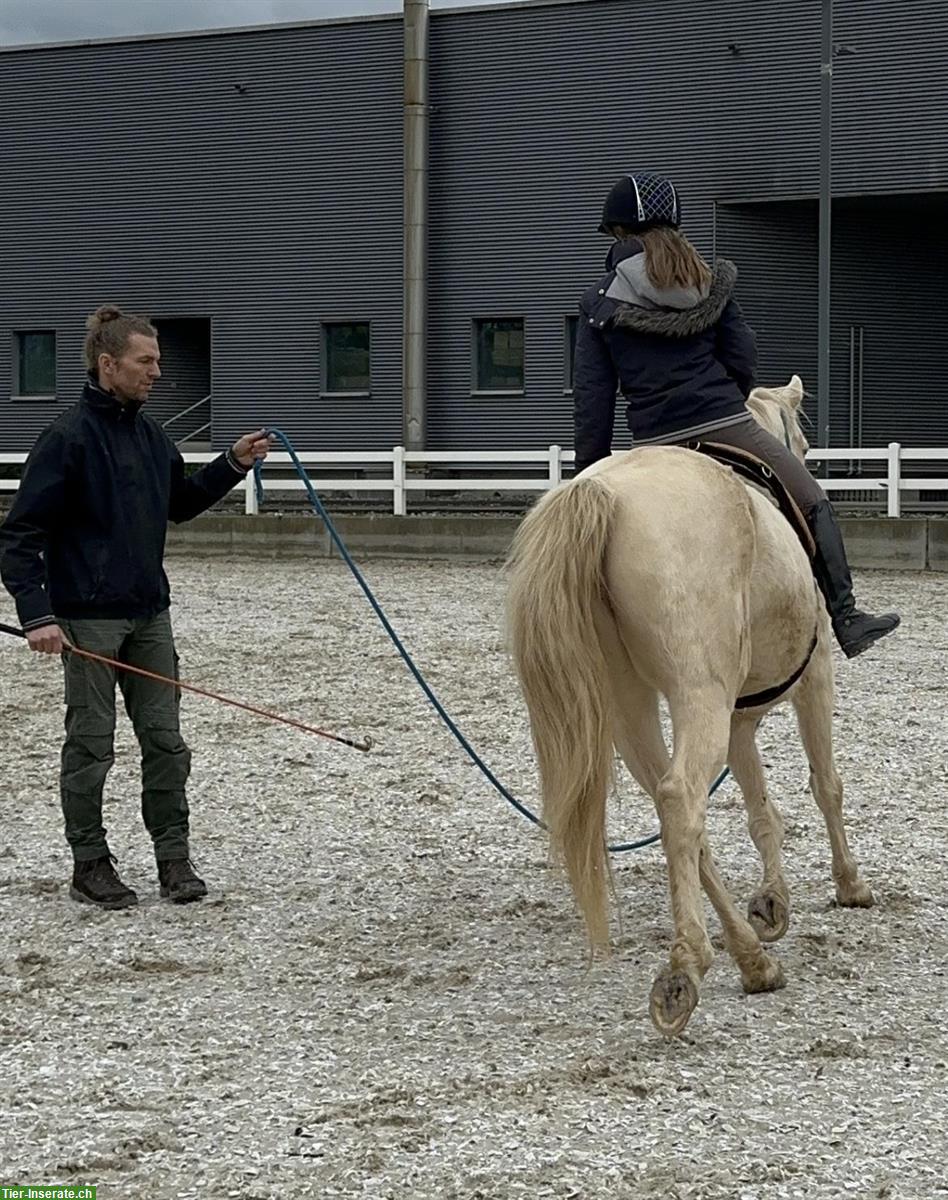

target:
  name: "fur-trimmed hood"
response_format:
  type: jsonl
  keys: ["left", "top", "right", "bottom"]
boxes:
{"left": 609, "top": 258, "right": 739, "bottom": 338}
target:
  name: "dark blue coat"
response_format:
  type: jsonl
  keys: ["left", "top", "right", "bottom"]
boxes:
{"left": 573, "top": 242, "right": 758, "bottom": 473}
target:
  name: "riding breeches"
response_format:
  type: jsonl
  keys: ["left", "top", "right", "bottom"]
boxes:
{"left": 675, "top": 416, "right": 826, "bottom": 517}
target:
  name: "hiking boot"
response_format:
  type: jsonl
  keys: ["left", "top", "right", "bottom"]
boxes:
{"left": 158, "top": 858, "right": 207, "bottom": 904}
{"left": 70, "top": 855, "right": 138, "bottom": 910}
{"left": 833, "top": 610, "right": 902, "bottom": 659}
{"left": 807, "top": 499, "right": 901, "bottom": 658}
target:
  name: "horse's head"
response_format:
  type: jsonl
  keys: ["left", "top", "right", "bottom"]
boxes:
{"left": 746, "top": 375, "right": 810, "bottom": 464}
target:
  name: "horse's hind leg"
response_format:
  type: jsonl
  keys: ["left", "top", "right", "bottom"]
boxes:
{"left": 609, "top": 675, "right": 785, "bottom": 1028}
{"left": 601, "top": 648, "right": 710, "bottom": 1034}
{"left": 728, "top": 712, "right": 791, "bottom": 941}
{"left": 696, "top": 833, "right": 786, "bottom": 995}
{"left": 647, "top": 691, "right": 733, "bottom": 1037}
{"left": 607, "top": 672, "right": 669, "bottom": 797}
{"left": 792, "top": 645, "right": 874, "bottom": 908}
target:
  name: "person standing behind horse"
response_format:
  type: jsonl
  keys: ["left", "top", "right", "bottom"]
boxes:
{"left": 0, "top": 305, "right": 270, "bottom": 909}
{"left": 573, "top": 172, "right": 899, "bottom": 659}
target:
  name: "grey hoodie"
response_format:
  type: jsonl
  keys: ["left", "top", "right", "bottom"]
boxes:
{"left": 605, "top": 248, "right": 711, "bottom": 312}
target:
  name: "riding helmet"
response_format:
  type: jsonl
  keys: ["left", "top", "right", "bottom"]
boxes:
{"left": 598, "top": 172, "right": 682, "bottom": 234}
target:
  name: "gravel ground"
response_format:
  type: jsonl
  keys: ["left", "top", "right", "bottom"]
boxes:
{"left": 0, "top": 557, "right": 946, "bottom": 1199}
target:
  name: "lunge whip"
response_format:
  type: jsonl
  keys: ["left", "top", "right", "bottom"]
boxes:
{"left": 0, "top": 621, "right": 370, "bottom": 753}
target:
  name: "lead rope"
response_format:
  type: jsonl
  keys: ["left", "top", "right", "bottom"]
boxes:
{"left": 254, "top": 431, "right": 730, "bottom": 852}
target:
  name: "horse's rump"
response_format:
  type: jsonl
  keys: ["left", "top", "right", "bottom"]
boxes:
{"left": 597, "top": 447, "right": 758, "bottom": 701}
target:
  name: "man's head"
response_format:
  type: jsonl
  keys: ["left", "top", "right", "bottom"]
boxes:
{"left": 84, "top": 305, "right": 160, "bottom": 404}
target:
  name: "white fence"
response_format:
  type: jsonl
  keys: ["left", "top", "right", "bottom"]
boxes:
{"left": 2, "top": 444, "right": 947, "bottom": 519}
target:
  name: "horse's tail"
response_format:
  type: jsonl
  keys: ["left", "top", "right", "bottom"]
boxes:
{"left": 506, "top": 474, "right": 619, "bottom": 950}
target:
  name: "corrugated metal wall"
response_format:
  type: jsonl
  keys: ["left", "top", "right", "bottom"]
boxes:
{"left": 0, "top": 17, "right": 404, "bottom": 451}
{"left": 831, "top": 197, "right": 948, "bottom": 450}
{"left": 714, "top": 199, "right": 819, "bottom": 412}
{"left": 832, "top": 0, "right": 948, "bottom": 196}
{"left": 426, "top": 0, "right": 820, "bottom": 448}
{"left": 1, "top": 0, "right": 946, "bottom": 453}
{"left": 717, "top": 194, "right": 948, "bottom": 462}
{"left": 427, "top": 0, "right": 948, "bottom": 449}
{"left": 149, "top": 319, "right": 212, "bottom": 439}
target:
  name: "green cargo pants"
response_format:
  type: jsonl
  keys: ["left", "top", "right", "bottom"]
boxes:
{"left": 59, "top": 610, "right": 192, "bottom": 863}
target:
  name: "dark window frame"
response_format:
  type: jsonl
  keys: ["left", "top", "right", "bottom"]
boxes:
{"left": 471, "top": 317, "right": 525, "bottom": 396}
{"left": 564, "top": 314, "right": 579, "bottom": 394}
{"left": 321, "top": 320, "right": 372, "bottom": 396}
{"left": 13, "top": 329, "right": 57, "bottom": 401}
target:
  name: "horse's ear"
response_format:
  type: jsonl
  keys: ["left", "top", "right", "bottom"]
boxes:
{"left": 787, "top": 374, "right": 804, "bottom": 408}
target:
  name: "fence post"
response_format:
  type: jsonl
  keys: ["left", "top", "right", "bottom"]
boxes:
{"left": 886, "top": 442, "right": 901, "bottom": 518}
{"left": 393, "top": 446, "right": 406, "bottom": 516}
{"left": 548, "top": 444, "right": 562, "bottom": 489}
{"left": 244, "top": 471, "right": 258, "bottom": 516}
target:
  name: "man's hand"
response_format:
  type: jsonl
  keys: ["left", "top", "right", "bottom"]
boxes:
{"left": 26, "top": 624, "right": 69, "bottom": 655}
{"left": 231, "top": 430, "right": 272, "bottom": 470}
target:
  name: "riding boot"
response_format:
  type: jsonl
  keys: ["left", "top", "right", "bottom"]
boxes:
{"left": 807, "top": 499, "right": 901, "bottom": 658}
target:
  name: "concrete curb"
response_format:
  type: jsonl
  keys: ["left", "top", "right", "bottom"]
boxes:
{"left": 839, "top": 518, "right": 929, "bottom": 570}
{"left": 927, "top": 520, "right": 948, "bottom": 571}
{"left": 165, "top": 512, "right": 948, "bottom": 570}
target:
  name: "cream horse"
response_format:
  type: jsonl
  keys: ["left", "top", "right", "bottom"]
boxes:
{"left": 506, "top": 376, "right": 874, "bottom": 1037}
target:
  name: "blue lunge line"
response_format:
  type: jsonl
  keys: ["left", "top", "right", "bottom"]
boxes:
{"left": 254, "top": 431, "right": 730, "bottom": 852}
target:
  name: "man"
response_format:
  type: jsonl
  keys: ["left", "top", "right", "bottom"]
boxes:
{"left": 0, "top": 304, "right": 270, "bottom": 909}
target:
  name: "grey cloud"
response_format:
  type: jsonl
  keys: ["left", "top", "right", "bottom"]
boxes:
{"left": 0, "top": 0, "right": 495, "bottom": 47}
{"left": 0, "top": 0, "right": 387, "bottom": 46}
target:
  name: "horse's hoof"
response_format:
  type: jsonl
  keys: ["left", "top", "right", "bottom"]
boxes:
{"left": 741, "top": 953, "right": 787, "bottom": 995}
{"left": 747, "top": 890, "right": 791, "bottom": 942}
{"left": 836, "top": 880, "right": 874, "bottom": 908}
{"left": 649, "top": 969, "right": 699, "bottom": 1037}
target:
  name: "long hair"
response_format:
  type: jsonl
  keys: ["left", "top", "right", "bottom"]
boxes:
{"left": 613, "top": 225, "right": 712, "bottom": 293}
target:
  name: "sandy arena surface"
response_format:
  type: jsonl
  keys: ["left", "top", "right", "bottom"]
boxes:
{"left": 0, "top": 556, "right": 946, "bottom": 1199}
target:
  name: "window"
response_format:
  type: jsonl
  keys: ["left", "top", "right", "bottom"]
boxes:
{"left": 474, "top": 318, "right": 524, "bottom": 392}
{"left": 15, "top": 331, "right": 56, "bottom": 398}
{"left": 323, "top": 322, "right": 370, "bottom": 393}
{"left": 565, "top": 314, "right": 579, "bottom": 392}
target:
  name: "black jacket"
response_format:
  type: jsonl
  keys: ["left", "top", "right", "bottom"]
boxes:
{"left": 573, "top": 241, "right": 758, "bottom": 473}
{"left": 0, "top": 380, "right": 248, "bottom": 629}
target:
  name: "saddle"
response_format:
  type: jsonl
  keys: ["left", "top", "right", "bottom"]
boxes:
{"left": 686, "top": 440, "right": 816, "bottom": 560}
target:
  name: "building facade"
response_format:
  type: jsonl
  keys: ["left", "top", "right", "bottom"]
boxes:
{"left": 1, "top": 0, "right": 946, "bottom": 455}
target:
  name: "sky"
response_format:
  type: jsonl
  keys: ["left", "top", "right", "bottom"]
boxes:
{"left": 0, "top": 0, "right": 506, "bottom": 46}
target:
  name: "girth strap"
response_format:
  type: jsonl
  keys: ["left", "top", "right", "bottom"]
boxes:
{"left": 735, "top": 627, "right": 819, "bottom": 710}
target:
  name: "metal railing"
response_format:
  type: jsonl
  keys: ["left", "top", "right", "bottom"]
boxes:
{"left": 160, "top": 394, "right": 211, "bottom": 445}
{"left": 1, "top": 443, "right": 946, "bottom": 518}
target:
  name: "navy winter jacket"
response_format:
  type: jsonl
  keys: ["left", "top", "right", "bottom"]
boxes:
{"left": 573, "top": 240, "right": 758, "bottom": 474}
{"left": 0, "top": 380, "right": 248, "bottom": 630}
